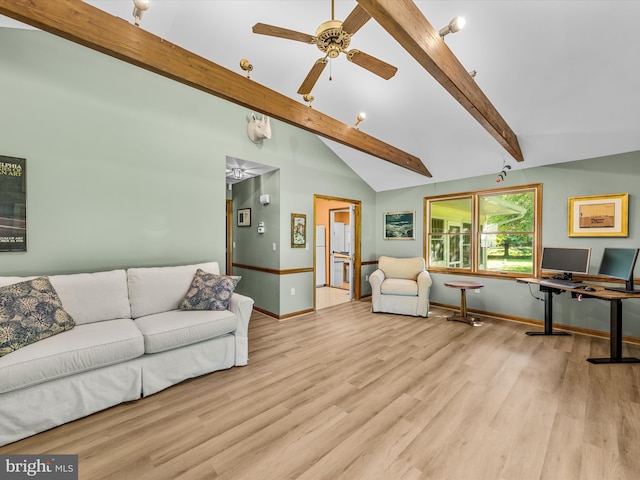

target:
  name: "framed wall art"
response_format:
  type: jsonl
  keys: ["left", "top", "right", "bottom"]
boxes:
{"left": 0, "top": 155, "right": 27, "bottom": 252}
{"left": 568, "top": 193, "right": 628, "bottom": 237}
{"left": 291, "top": 213, "right": 306, "bottom": 248}
{"left": 237, "top": 208, "right": 251, "bottom": 227}
{"left": 384, "top": 211, "right": 415, "bottom": 240}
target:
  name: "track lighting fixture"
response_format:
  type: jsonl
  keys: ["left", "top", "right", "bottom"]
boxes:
{"left": 354, "top": 112, "right": 366, "bottom": 128}
{"left": 132, "top": 0, "right": 150, "bottom": 26}
{"left": 439, "top": 16, "right": 465, "bottom": 38}
{"left": 240, "top": 59, "right": 253, "bottom": 79}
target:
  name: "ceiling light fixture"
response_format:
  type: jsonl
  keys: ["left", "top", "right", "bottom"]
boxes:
{"left": 239, "top": 59, "right": 253, "bottom": 79}
{"left": 132, "top": 0, "right": 150, "bottom": 26}
{"left": 354, "top": 112, "right": 366, "bottom": 128}
{"left": 303, "top": 94, "right": 314, "bottom": 108}
{"left": 439, "top": 16, "right": 465, "bottom": 38}
{"left": 232, "top": 168, "right": 244, "bottom": 180}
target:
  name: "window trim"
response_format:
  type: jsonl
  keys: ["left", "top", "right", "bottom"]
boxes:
{"left": 423, "top": 183, "right": 542, "bottom": 279}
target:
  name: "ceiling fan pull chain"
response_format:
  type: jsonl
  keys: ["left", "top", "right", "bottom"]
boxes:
{"left": 329, "top": 58, "right": 332, "bottom": 81}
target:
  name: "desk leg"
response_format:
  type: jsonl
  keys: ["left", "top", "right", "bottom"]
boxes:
{"left": 587, "top": 299, "right": 640, "bottom": 364}
{"left": 526, "top": 288, "right": 570, "bottom": 336}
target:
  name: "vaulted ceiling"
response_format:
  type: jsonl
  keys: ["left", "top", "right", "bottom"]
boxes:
{"left": 2, "top": 1, "right": 639, "bottom": 191}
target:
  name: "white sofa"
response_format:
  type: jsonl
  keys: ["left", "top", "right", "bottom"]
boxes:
{"left": 0, "top": 262, "right": 253, "bottom": 446}
{"left": 369, "top": 256, "right": 432, "bottom": 317}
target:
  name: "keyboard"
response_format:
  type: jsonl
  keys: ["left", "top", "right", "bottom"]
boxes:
{"left": 539, "top": 279, "right": 583, "bottom": 289}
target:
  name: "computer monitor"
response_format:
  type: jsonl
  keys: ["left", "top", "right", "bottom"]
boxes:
{"left": 540, "top": 247, "right": 591, "bottom": 280}
{"left": 598, "top": 247, "right": 639, "bottom": 293}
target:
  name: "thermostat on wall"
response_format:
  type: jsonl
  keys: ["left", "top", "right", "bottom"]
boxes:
{"left": 259, "top": 194, "right": 270, "bottom": 205}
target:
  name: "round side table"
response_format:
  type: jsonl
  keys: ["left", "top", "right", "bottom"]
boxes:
{"left": 444, "top": 280, "right": 484, "bottom": 326}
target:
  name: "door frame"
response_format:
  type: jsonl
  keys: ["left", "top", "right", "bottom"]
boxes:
{"left": 314, "top": 194, "right": 362, "bottom": 307}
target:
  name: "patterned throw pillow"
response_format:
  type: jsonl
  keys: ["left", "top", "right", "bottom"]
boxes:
{"left": 0, "top": 276, "right": 75, "bottom": 357}
{"left": 179, "top": 269, "right": 241, "bottom": 311}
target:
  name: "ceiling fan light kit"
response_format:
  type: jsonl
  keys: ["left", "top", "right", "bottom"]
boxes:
{"left": 253, "top": 1, "right": 396, "bottom": 96}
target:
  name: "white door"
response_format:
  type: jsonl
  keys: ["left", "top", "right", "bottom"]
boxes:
{"left": 347, "top": 204, "right": 355, "bottom": 299}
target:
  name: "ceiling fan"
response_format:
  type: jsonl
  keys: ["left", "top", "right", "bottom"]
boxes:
{"left": 252, "top": 0, "right": 397, "bottom": 96}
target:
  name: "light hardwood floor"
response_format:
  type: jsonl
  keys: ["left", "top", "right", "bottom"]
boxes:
{"left": 2, "top": 301, "right": 640, "bottom": 479}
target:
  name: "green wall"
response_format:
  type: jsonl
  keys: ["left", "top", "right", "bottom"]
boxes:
{"left": 375, "top": 152, "right": 640, "bottom": 337}
{"left": 0, "top": 27, "right": 377, "bottom": 317}
{"left": 2, "top": 27, "right": 639, "bottom": 334}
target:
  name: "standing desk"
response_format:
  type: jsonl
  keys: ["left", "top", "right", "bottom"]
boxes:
{"left": 516, "top": 277, "right": 640, "bottom": 364}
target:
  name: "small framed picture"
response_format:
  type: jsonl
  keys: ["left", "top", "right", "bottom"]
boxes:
{"left": 291, "top": 213, "right": 306, "bottom": 248}
{"left": 237, "top": 208, "right": 251, "bottom": 227}
{"left": 568, "top": 193, "right": 628, "bottom": 237}
{"left": 384, "top": 211, "right": 415, "bottom": 240}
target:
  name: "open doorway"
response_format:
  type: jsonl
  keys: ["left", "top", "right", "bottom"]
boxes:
{"left": 314, "top": 195, "right": 361, "bottom": 310}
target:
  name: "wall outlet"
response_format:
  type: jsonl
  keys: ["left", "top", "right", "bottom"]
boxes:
{"left": 475, "top": 289, "right": 481, "bottom": 293}
{"left": 365, "top": 274, "right": 369, "bottom": 282}
{"left": 272, "top": 243, "right": 277, "bottom": 251}
{"left": 290, "top": 287, "right": 295, "bottom": 295}
{"left": 232, "top": 241, "right": 236, "bottom": 248}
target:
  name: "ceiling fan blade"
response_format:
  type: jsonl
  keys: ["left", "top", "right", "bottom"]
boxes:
{"left": 342, "top": 5, "right": 371, "bottom": 35}
{"left": 252, "top": 23, "right": 315, "bottom": 44}
{"left": 347, "top": 49, "right": 397, "bottom": 80}
{"left": 297, "top": 58, "right": 328, "bottom": 95}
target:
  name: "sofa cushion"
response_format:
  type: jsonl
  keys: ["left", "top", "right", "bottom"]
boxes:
{"left": 134, "top": 309, "right": 237, "bottom": 354}
{"left": 378, "top": 256, "right": 426, "bottom": 280}
{"left": 0, "top": 277, "right": 75, "bottom": 358}
{"left": 127, "top": 262, "right": 220, "bottom": 319}
{"left": 0, "top": 318, "right": 144, "bottom": 394}
{"left": 179, "top": 269, "right": 241, "bottom": 311}
{"left": 49, "top": 270, "right": 131, "bottom": 325}
{"left": 380, "top": 278, "right": 419, "bottom": 296}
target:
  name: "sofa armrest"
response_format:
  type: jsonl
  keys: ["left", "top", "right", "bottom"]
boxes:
{"left": 228, "top": 292, "right": 254, "bottom": 366}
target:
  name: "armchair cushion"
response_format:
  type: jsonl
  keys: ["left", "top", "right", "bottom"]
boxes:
{"left": 378, "top": 256, "right": 426, "bottom": 280}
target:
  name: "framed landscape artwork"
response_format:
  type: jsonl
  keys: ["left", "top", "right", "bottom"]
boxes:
{"left": 568, "top": 193, "right": 628, "bottom": 237}
{"left": 384, "top": 211, "right": 415, "bottom": 240}
{"left": 0, "top": 155, "right": 27, "bottom": 252}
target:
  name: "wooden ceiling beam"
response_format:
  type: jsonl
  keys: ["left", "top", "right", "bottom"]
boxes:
{"left": 357, "top": 0, "right": 524, "bottom": 162}
{"left": 0, "top": 0, "right": 431, "bottom": 177}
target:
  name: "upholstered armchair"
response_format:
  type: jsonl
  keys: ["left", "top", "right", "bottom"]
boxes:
{"left": 369, "top": 256, "right": 432, "bottom": 317}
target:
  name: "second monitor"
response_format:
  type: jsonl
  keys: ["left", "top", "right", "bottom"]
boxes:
{"left": 540, "top": 247, "right": 591, "bottom": 280}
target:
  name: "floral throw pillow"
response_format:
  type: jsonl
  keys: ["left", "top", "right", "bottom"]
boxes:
{"left": 179, "top": 269, "right": 241, "bottom": 311}
{"left": 0, "top": 276, "right": 75, "bottom": 357}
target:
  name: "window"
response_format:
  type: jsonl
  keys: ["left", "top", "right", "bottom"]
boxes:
{"left": 424, "top": 184, "right": 541, "bottom": 277}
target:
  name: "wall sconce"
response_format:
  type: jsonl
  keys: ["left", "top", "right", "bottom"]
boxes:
{"left": 354, "top": 112, "right": 366, "bottom": 128}
{"left": 132, "top": 0, "right": 150, "bottom": 26}
{"left": 232, "top": 168, "right": 244, "bottom": 180}
{"left": 240, "top": 59, "right": 253, "bottom": 79}
{"left": 439, "top": 16, "right": 465, "bottom": 38}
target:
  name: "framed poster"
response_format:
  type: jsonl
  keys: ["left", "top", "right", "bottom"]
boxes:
{"left": 568, "top": 193, "right": 628, "bottom": 237}
{"left": 384, "top": 211, "right": 415, "bottom": 240}
{"left": 237, "top": 208, "right": 251, "bottom": 227}
{"left": 291, "top": 213, "right": 306, "bottom": 248}
{"left": 0, "top": 155, "right": 27, "bottom": 252}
